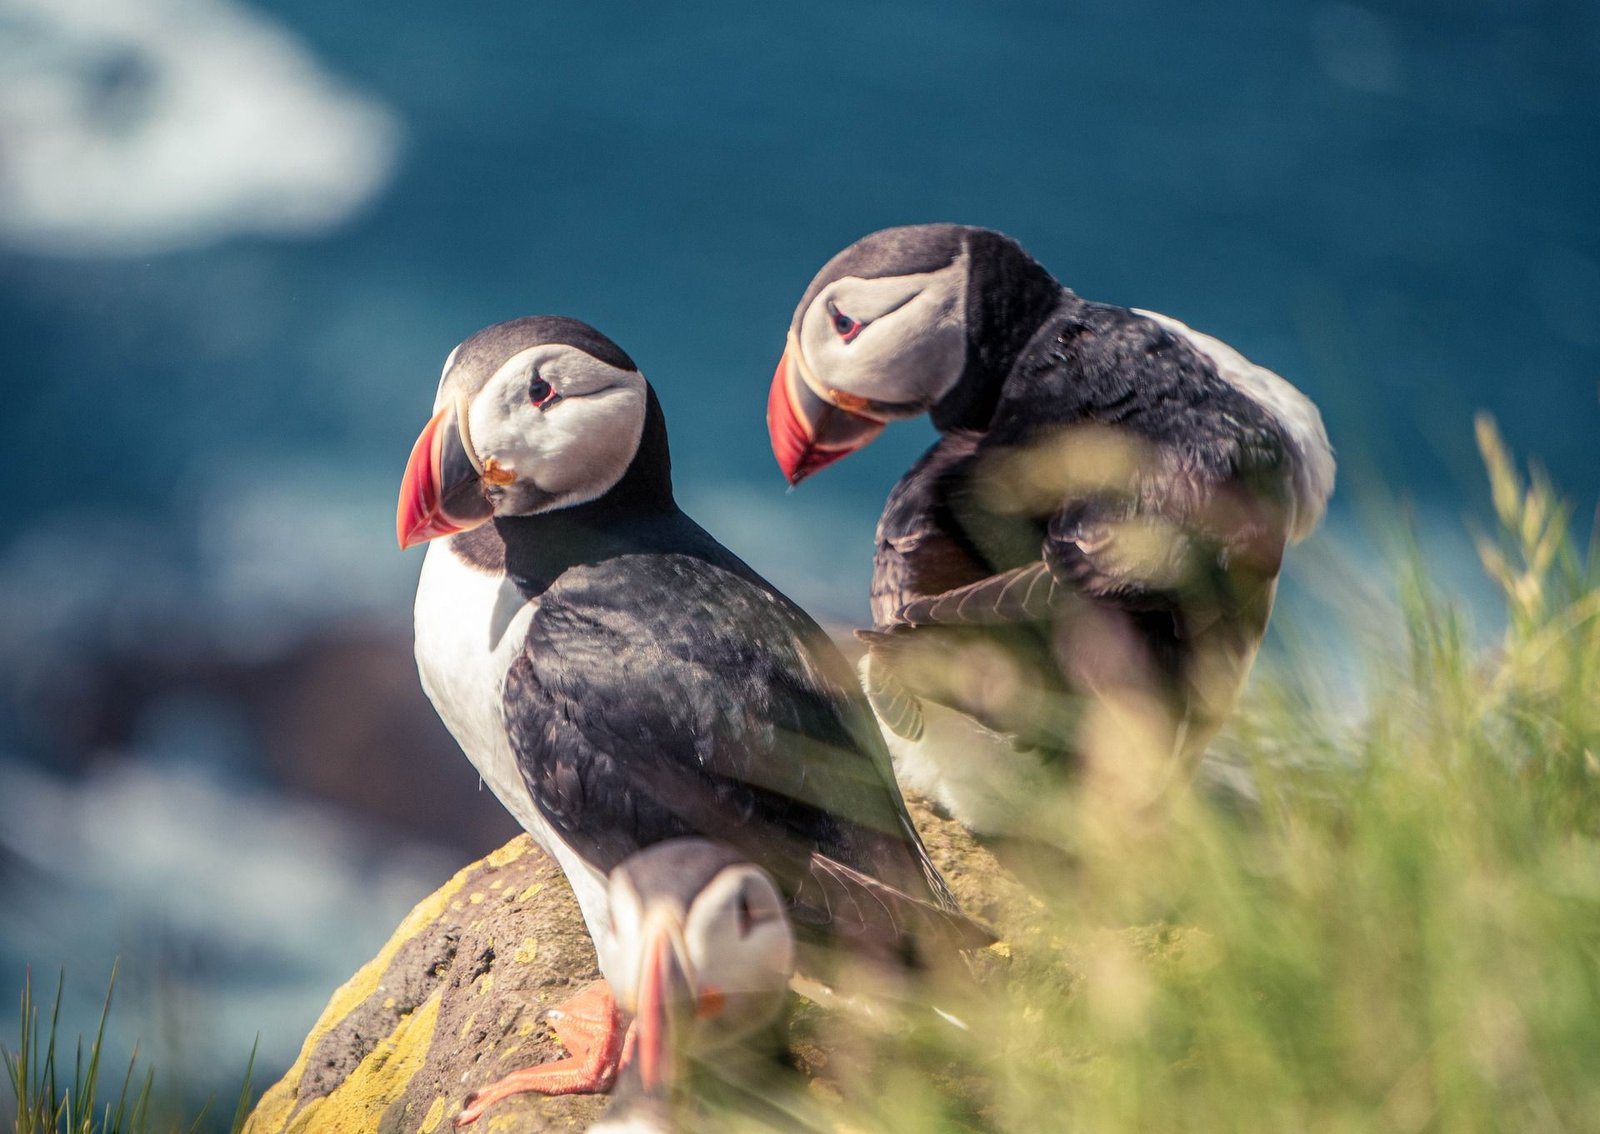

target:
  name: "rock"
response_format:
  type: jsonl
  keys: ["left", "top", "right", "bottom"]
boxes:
{"left": 244, "top": 799, "right": 1039, "bottom": 1134}
{"left": 244, "top": 836, "right": 607, "bottom": 1134}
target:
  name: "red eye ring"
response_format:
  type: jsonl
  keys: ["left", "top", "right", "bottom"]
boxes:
{"left": 528, "top": 373, "right": 560, "bottom": 409}
{"left": 827, "top": 302, "right": 863, "bottom": 343}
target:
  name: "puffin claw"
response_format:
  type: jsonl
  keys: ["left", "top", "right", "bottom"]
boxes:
{"left": 453, "top": 1091, "right": 486, "bottom": 1128}
{"left": 451, "top": 981, "right": 625, "bottom": 1124}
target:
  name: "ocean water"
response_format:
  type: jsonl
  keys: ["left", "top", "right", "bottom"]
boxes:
{"left": 0, "top": 0, "right": 1596, "bottom": 1105}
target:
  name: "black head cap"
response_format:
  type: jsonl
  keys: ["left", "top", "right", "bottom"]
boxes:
{"left": 452, "top": 315, "right": 639, "bottom": 379}
{"left": 788, "top": 223, "right": 973, "bottom": 339}
{"left": 613, "top": 839, "right": 752, "bottom": 905}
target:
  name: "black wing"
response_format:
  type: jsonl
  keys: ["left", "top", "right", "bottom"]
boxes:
{"left": 869, "top": 432, "right": 998, "bottom": 631}
{"left": 867, "top": 450, "right": 1286, "bottom": 748}
{"left": 503, "top": 550, "right": 979, "bottom": 954}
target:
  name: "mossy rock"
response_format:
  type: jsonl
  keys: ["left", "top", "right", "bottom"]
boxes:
{"left": 245, "top": 799, "right": 1042, "bottom": 1134}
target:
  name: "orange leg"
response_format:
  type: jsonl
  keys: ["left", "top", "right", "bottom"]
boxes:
{"left": 455, "top": 980, "right": 630, "bottom": 1127}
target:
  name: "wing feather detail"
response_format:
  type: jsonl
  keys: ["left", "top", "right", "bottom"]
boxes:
{"left": 894, "top": 561, "right": 1069, "bottom": 626}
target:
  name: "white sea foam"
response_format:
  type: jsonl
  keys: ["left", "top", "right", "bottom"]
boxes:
{"left": 0, "top": 0, "right": 401, "bottom": 255}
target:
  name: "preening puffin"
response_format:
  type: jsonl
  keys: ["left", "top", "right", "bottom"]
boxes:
{"left": 767, "top": 225, "right": 1335, "bottom": 837}
{"left": 396, "top": 317, "right": 982, "bottom": 1123}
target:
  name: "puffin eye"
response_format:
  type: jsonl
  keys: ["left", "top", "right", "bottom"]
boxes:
{"left": 528, "top": 374, "right": 559, "bottom": 409}
{"left": 827, "top": 302, "right": 863, "bottom": 343}
{"left": 736, "top": 891, "right": 755, "bottom": 938}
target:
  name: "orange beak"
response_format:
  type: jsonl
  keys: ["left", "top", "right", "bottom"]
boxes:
{"left": 634, "top": 919, "right": 694, "bottom": 1094}
{"left": 766, "top": 341, "right": 885, "bottom": 486}
{"left": 395, "top": 403, "right": 494, "bottom": 549}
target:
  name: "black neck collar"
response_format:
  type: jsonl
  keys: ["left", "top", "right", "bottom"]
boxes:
{"left": 931, "top": 230, "right": 1064, "bottom": 433}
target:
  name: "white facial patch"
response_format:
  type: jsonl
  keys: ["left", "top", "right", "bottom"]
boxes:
{"left": 682, "top": 866, "right": 794, "bottom": 1048}
{"left": 599, "top": 874, "right": 647, "bottom": 1006}
{"left": 685, "top": 867, "right": 794, "bottom": 995}
{"left": 600, "top": 862, "right": 792, "bottom": 1055}
{"left": 465, "top": 344, "right": 647, "bottom": 515}
{"left": 1135, "top": 309, "right": 1336, "bottom": 542}
{"left": 798, "top": 254, "right": 970, "bottom": 415}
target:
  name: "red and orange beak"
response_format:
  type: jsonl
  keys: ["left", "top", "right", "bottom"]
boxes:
{"left": 766, "top": 337, "right": 885, "bottom": 486}
{"left": 634, "top": 916, "right": 696, "bottom": 1095}
{"left": 396, "top": 402, "right": 494, "bottom": 549}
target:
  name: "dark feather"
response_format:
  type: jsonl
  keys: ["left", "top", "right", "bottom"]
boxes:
{"left": 794, "top": 853, "right": 994, "bottom": 953}
{"left": 894, "top": 561, "right": 1070, "bottom": 626}
{"left": 500, "top": 533, "right": 977, "bottom": 957}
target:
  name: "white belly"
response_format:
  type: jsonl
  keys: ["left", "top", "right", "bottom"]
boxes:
{"left": 413, "top": 542, "right": 612, "bottom": 969}
{"left": 859, "top": 654, "right": 1055, "bottom": 839}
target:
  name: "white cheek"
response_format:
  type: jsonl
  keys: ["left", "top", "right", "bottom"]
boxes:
{"left": 806, "top": 305, "right": 965, "bottom": 409}
{"left": 469, "top": 381, "right": 645, "bottom": 511}
{"left": 858, "top": 296, "right": 966, "bottom": 404}
{"left": 687, "top": 915, "right": 794, "bottom": 1000}
{"left": 603, "top": 930, "right": 642, "bottom": 1007}
{"left": 692, "top": 924, "right": 793, "bottom": 1047}
{"left": 471, "top": 398, "right": 546, "bottom": 469}
{"left": 800, "top": 263, "right": 969, "bottom": 410}
{"left": 531, "top": 389, "right": 644, "bottom": 498}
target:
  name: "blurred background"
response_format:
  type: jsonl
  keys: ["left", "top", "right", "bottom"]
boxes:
{"left": 0, "top": 0, "right": 1595, "bottom": 1109}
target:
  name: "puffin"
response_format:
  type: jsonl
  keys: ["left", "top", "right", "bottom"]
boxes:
{"left": 766, "top": 224, "right": 1335, "bottom": 837}
{"left": 594, "top": 840, "right": 815, "bottom": 1133}
{"left": 462, "top": 839, "right": 797, "bottom": 1128}
{"left": 395, "top": 316, "right": 983, "bottom": 1123}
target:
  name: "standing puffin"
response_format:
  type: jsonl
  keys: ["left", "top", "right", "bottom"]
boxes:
{"left": 767, "top": 225, "right": 1335, "bottom": 837}
{"left": 396, "top": 316, "right": 982, "bottom": 1123}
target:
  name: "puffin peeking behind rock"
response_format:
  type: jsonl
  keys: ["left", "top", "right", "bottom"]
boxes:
{"left": 395, "top": 316, "right": 985, "bottom": 1125}
{"left": 579, "top": 839, "right": 797, "bottom": 1133}
{"left": 767, "top": 225, "right": 1335, "bottom": 838}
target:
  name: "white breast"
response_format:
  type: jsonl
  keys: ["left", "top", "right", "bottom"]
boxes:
{"left": 413, "top": 541, "right": 613, "bottom": 967}
{"left": 859, "top": 654, "right": 1056, "bottom": 838}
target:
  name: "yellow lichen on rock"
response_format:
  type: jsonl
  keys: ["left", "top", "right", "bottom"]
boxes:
{"left": 245, "top": 836, "right": 611, "bottom": 1133}
{"left": 486, "top": 838, "right": 530, "bottom": 869}
{"left": 244, "top": 862, "right": 474, "bottom": 1134}
{"left": 418, "top": 1096, "right": 447, "bottom": 1134}
{"left": 243, "top": 803, "right": 1031, "bottom": 1134}
{"left": 300, "top": 992, "right": 441, "bottom": 1133}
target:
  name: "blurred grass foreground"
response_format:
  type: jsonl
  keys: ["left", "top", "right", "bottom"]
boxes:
{"left": 10, "top": 414, "right": 1600, "bottom": 1133}
{"left": 816, "top": 414, "right": 1600, "bottom": 1133}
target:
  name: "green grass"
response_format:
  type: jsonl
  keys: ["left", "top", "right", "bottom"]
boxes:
{"left": 2, "top": 966, "right": 255, "bottom": 1134}
{"left": 815, "top": 415, "right": 1600, "bottom": 1132}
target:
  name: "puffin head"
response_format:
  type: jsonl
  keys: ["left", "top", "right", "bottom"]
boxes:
{"left": 768, "top": 223, "right": 1061, "bottom": 485}
{"left": 602, "top": 840, "right": 795, "bottom": 1094}
{"left": 397, "top": 316, "right": 666, "bottom": 549}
